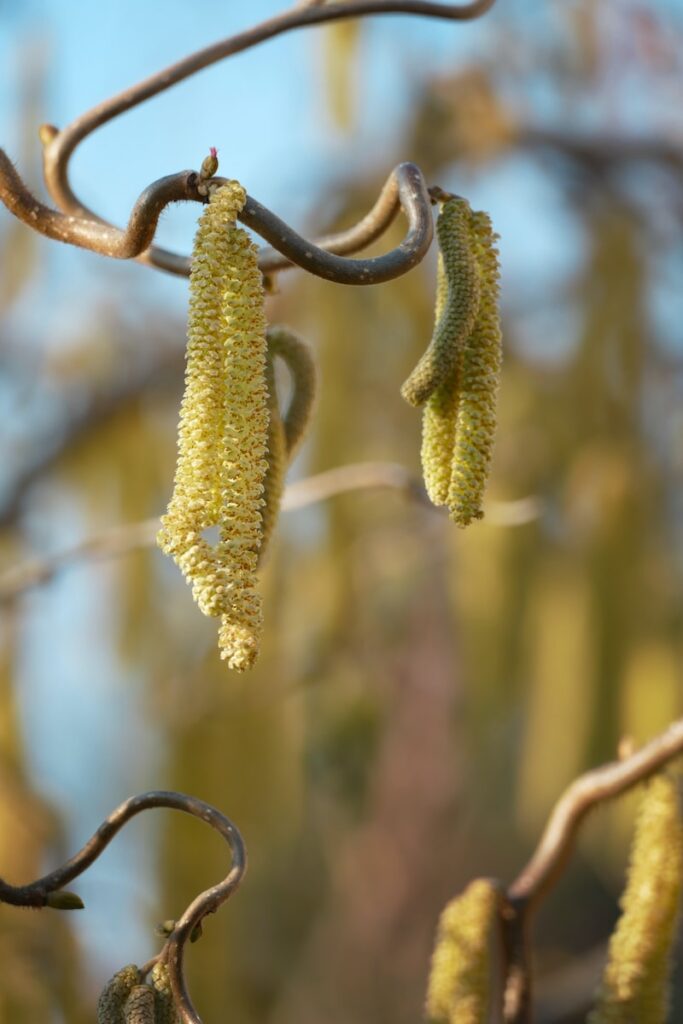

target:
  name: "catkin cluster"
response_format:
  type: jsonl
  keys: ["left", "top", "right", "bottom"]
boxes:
{"left": 158, "top": 180, "right": 269, "bottom": 671}
{"left": 97, "top": 963, "right": 179, "bottom": 1024}
{"left": 588, "top": 773, "right": 683, "bottom": 1024}
{"left": 425, "top": 878, "right": 499, "bottom": 1024}
{"left": 403, "top": 198, "right": 501, "bottom": 527}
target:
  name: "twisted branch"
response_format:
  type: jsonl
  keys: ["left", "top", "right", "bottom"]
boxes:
{"left": 0, "top": 791, "right": 246, "bottom": 1024}
{"left": 0, "top": 152, "right": 434, "bottom": 284}
{"left": 40, "top": 0, "right": 496, "bottom": 228}
{"left": 0, "top": 0, "right": 498, "bottom": 282}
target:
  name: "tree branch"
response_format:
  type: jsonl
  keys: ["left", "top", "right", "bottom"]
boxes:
{"left": 1, "top": 0, "right": 497, "bottom": 281}
{"left": 0, "top": 790, "right": 246, "bottom": 1024}
{"left": 0, "top": 153, "right": 434, "bottom": 284}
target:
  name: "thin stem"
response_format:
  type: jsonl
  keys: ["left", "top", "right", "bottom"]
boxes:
{"left": 509, "top": 717, "right": 683, "bottom": 908}
{"left": 34, "top": 0, "right": 494, "bottom": 275}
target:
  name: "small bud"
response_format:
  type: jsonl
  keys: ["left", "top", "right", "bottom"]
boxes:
{"left": 45, "top": 889, "right": 84, "bottom": 910}
{"left": 199, "top": 148, "right": 219, "bottom": 180}
{"left": 618, "top": 735, "right": 637, "bottom": 761}
{"left": 154, "top": 919, "right": 176, "bottom": 938}
{"left": 38, "top": 123, "right": 59, "bottom": 146}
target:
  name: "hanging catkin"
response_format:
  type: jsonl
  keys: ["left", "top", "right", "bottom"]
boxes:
{"left": 150, "top": 962, "right": 180, "bottom": 1024}
{"left": 425, "top": 878, "right": 499, "bottom": 1024}
{"left": 158, "top": 179, "right": 269, "bottom": 671}
{"left": 420, "top": 251, "right": 463, "bottom": 507}
{"left": 447, "top": 207, "right": 501, "bottom": 526}
{"left": 123, "top": 985, "right": 156, "bottom": 1024}
{"left": 588, "top": 773, "right": 683, "bottom": 1024}
{"left": 97, "top": 965, "right": 141, "bottom": 1024}
{"left": 408, "top": 197, "right": 501, "bottom": 527}
{"left": 401, "top": 198, "right": 480, "bottom": 408}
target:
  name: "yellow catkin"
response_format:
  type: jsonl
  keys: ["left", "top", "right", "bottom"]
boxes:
{"left": 425, "top": 878, "right": 499, "bottom": 1024}
{"left": 259, "top": 326, "right": 317, "bottom": 562}
{"left": 588, "top": 773, "right": 683, "bottom": 1024}
{"left": 124, "top": 984, "right": 156, "bottom": 1024}
{"left": 446, "top": 208, "right": 502, "bottom": 526}
{"left": 97, "top": 965, "right": 140, "bottom": 1024}
{"left": 157, "top": 180, "right": 269, "bottom": 671}
{"left": 150, "top": 962, "right": 180, "bottom": 1024}
{"left": 401, "top": 198, "right": 481, "bottom": 408}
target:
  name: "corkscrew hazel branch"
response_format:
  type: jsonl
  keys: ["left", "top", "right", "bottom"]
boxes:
{"left": 36, "top": 0, "right": 495, "bottom": 241}
{"left": 0, "top": 152, "right": 434, "bottom": 285}
{"left": 0, "top": 791, "right": 246, "bottom": 1024}
{"left": 0, "top": 0, "right": 498, "bottom": 279}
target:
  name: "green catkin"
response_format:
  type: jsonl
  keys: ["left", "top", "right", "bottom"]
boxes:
{"left": 447, "top": 208, "right": 502, "bottom": 526}
{"left": 97, "top": 965, "right": 140, "bottom": 1024}
{"left": 588, "top": 774, "right": 683, "bottom": 1024}
{"left": 420, "top": 253, "right": 460, "bottom": 506}
{"left": 260, "top": 341, "right": 289, "bottom": 559}
{"left": 258, "top": 326, "right": 317, "bottom": 562}
{"left": 401, "top": 199, "right": 481, "bottom": 407}
{"left": 267, "top": 326, "right": 317, "bottom": 454}
{"left": 157, "top": 179, "right": 269, "bottom": 671}
{"left": 123, "top": 985, "right": 156, "bottom": 1024}
{"left": 150, "top": 963, "right": 180, "bottom": 1024}
{"left": 425, "top": 879, "right": 499, "bottom": 1024}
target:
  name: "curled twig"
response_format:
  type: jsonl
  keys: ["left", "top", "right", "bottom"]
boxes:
{"left": 0, "top": 791, "right": 246, "bottom": 1024}
{"left": 0, "top": 0, "right": 499, "bottom": 281}
{"left": 0, "top": 154, "right": 433, "bottom": 284}
{"left": 39, "top": 0, "right": 495, "bottom": 231}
